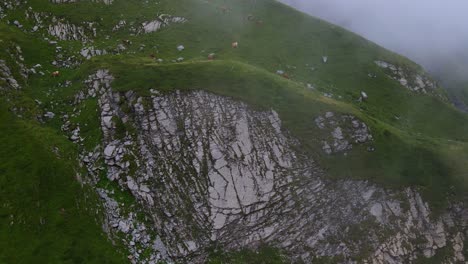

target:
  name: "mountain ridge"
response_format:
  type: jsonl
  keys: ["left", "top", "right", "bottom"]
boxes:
{"left": 0, "top": 0, "right": 467, "bottom": 263}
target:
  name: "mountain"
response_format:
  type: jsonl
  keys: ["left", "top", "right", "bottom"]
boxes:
{"left": 0, "top": 0, "right": 467, "bottom": 263}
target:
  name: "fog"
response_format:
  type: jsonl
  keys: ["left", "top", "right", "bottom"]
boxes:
{"left": 279, "top": 0, "right": 468, "bottom": 82}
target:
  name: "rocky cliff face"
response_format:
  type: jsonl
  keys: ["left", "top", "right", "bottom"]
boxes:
{"left": 1, "top": 1, "right": 466, "bottom": 263}
{"left": 65, "top": 70, "right": 467, "bottom": 263}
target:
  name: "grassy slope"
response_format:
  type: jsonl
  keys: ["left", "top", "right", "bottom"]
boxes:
{"left": 0, "top": 104, "right": 126, "bottom": 264}
{"left": 1, "top": 0, "right": 468, "bottom": 262}
{"left": 0, "top": 18, "right": 125, "bottom": 264}
{"left": 207, "top": 245, "right": 285, "bottom": 264}
{"left": 17, "top": 0, "right": 468, "bottom": 141}
{"left": 4, "top": 0, "right": 468, "bottom": 210}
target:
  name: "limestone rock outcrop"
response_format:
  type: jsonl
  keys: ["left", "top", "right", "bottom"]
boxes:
{"left": 141, "top": 15, "right": 187, "bottom": 34}
{"left": 66, "top": 69, "right": 466, "bottom": 263}
{"left": 315, "top": 112, "right": 373, "bottom": 154}
{"left": 375, "top": 60, "right": 445, "bottom": 99}
{"left": 48, "top": 18, "right": 96, "bottom": 42}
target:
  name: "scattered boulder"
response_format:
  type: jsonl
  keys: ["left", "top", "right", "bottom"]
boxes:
{"left": 13, "top": 20, "right": 23, "bottom": 28}
{"left": 359, "top": 91, "right": 368, "bottom": 101}
{"left": 44, "top": 112, "right": 55, "bottom": 119}
{"left": 112, "top": 20, "right": 126, "bottom": 31}
{"left": 70, "top": 127, "right": 81, "bottom": 142}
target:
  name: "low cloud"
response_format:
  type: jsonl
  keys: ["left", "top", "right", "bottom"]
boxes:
{"left": 279, "top": 0, "right": 468, "bottom": 81}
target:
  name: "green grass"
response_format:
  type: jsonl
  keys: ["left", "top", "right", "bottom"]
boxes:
{"left": 0, "top": 104, "right": 126, "bottom": 264}
{"left": 207, "top": 245, "right": 286, "bottom": 264}
{"left": 1, "top": 0, "right": 468, "bottom": 262}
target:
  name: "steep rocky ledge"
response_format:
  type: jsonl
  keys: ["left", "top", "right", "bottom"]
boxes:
{"left": 66, "top": 70, "right": 467, "bottom": 263}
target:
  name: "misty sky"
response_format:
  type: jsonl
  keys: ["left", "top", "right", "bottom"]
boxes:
{"left": 279, "top": 0, "right": 468, "bottom": 79}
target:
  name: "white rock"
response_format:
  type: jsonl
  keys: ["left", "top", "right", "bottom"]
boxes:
{"left": 127, "top": 177, "right": 138, "bottom": 191}
{"left": 44, "top": 112, "right": 55, "bottom": 119}
{"left": 361, "top": 91, "right": 368, "bottom": 100}
{"left": 104, "top": 145, "right": 116, "bottom": 158}
{"left": 332, "top": 127, "right": 344, "bottom": 140}
{"left": 140, "top": 185, "right": 150, "bottom": 193}
{"left": 370, "top": 203, "right": 383, "bottom": 220}
{"left": 102, "top": 116, "right": 113, "bottom": 128}
{"left": 118, "top": 220, "right": 130, "bottom": 233}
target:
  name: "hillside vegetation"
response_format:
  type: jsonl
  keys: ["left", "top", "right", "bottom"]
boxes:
{"left": 0, "top": 0, "right": 467, "bottom": 262}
